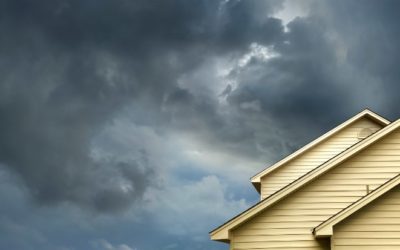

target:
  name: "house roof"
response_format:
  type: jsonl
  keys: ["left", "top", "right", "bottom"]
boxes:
{"left": 250, "top": 109, "right": 390, "bottom": 191}
{"left": 210, "top": 116, "right": 400, "bottom": 242}
{"left": 313, "top": 172, "right": 400, "bottom": 238}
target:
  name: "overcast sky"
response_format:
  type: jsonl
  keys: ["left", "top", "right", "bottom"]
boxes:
{"left": 1, "top": 0, "right": 400, "bottom": 249}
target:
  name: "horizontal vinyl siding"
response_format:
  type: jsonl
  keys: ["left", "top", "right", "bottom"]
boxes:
{"left": 231, "top": 127, "right": 400, "bottom": 250}
{"left": 260, "top": 118, "right": 383, "bottom": 199}
{"left": 332, "top": 185, "right": 400, "bottom": 250}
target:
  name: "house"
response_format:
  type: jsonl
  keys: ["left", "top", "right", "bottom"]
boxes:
{"left": 210, "top": 109, "right": 400, "bottom": 250}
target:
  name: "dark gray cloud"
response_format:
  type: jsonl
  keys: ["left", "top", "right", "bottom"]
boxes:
{"left": 314, "top": 0, "right": 400, "bottom": 119}
{"left": 226, "top": 17, "right": 351, "bottom": 147}
{"left": 0, "top": 0, "right": 284, "bottom": 212}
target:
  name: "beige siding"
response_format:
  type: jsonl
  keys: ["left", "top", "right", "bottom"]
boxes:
{"left": 231, "top": 128, "right": 400, "bottom": 250}
{"left": 332, "top": 184, "right": 400, "bottom": 250}
{"left": 260, "top": 118, "right": 383, "bottom": 199}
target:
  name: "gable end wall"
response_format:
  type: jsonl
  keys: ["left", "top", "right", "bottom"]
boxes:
{"left": 232, "top": 128, "right": 400, "bottom": 250}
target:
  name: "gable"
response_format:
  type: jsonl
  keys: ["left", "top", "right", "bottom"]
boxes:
{"left": 210, "top": 118, "right": 400, "bottom": 242}
{"left": 260, "top": 117, "right": 384, "bottom": 199}
{"left": 252, "top": 109, "right": 389, "bottom": 197}
{"left": 227, "top": 126, "right": 400, "bottom": 249}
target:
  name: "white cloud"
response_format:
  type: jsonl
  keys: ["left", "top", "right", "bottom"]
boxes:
{"left": 91, "top": 239, "right": 135, "bottom": 250}
{"left": 273, "top": 0, "right": 313, "bottom": 27}
{"left": 93, "top": 117, "right": 264, "bottom": 184}
{"left": 91, "top": 114, "right": 260, "bottom": 242}
{"left": 238, "top": 43, "right": 279, "bottom": 67}
{"left": 144, "top": 175, "right": 249, "bottom": 238}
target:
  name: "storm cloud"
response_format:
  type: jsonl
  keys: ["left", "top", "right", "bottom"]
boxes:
{"left": 2, "top": 0, "right": 400, "bottom": 249}
{"left": 0, "top": 0, "right": 286, "bottom": 212}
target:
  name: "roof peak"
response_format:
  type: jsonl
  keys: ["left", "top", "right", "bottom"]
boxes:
{"left": 250, "top": 109, "right": 390, "bottom": 186}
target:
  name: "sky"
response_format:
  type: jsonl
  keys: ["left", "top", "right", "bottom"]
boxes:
{"left": 2, "top": 0, "right": 400, "bottom": 249}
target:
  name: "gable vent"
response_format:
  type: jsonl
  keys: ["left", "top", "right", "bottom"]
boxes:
{"left": 357, "top": 128, "right": 374, "bottom": 139}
